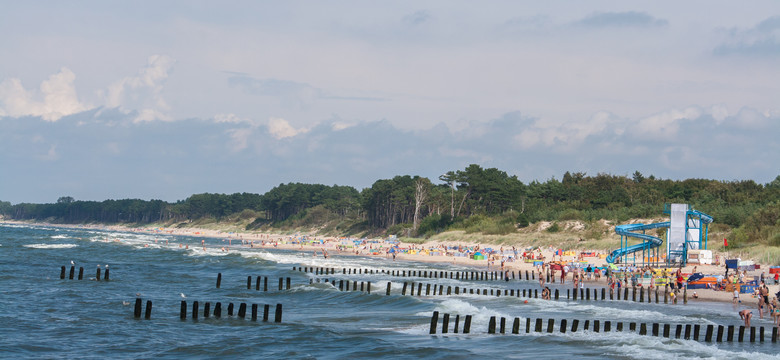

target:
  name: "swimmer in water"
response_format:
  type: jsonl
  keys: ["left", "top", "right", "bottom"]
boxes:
{"left": 739, "top": 309, "right": 753, "bottom": 327}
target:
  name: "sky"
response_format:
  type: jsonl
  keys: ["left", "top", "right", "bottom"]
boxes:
{"left": 1, "top": 1, "right": 779, "bottom": 204}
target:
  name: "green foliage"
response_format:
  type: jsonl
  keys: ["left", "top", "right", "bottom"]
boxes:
{"left": 546, "top": 222, "right": 560, "bottom": 233}
{"left": 417, "top": 213, "right": 453, "bottom": 237}
{"left": 516, "top": 213, "right": 529, "bottom": 228}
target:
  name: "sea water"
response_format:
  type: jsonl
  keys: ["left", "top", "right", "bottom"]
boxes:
{"left": 0, "top": 223, "right": 777, "bottom": 359}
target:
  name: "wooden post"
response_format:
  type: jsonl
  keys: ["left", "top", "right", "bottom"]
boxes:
{"left": 442, "top": 313, "right": 450, "bottom": 334}
{"left": 547, "top": 318, "right": 554, "bottom": 333}
{"left": 512, "top": 317, "right": 520, "bottom": 334}
{"left": 535, "top": 318, "right": 543, "bottom": 332}
{"left": 454, "top": 315, "right": 460, "bottom": 333}
{"left": 717, "top": 325, "right": 724, "bottom": 342}
{"left": 554, "top": 289, "right": 559, "bottom": 300}
{"left": 586, "top": 288, "right": 590, "bottom": 300}
{"left": 772, "top": 327, "right": 777, "bottom": 342}
{"left": 639, "top": 288, "right": 644, "bottom": 302}
{"left": 104, "top": 266, "right": 109, "bottom": 281}
{"left": 727, "top": 325, "right": 734, "bottom": 342}
{"left": 227, "top": 303, "right": 234, "bottom": 316}
{"left": 286, "top": 277, "right": 291, "bottom": 290}
{"left": 278, "top": 277, "right": 283, "bottom": 290}
{"left": 134, "top": 298, "right": 142, "bottom": 318}
{"left": 500, "top": 317, "right": 507, "bottom": 334}
{"left": 60, "top": 266, "right": 66, "bottom": 279}
{"left": 386, "top": 282, "right": 392, "bottom": 296}
{"left": 663, "top": 324, "right": 670, "bottom": 337}
{"left": 560, "top": 319, "right": 567, "bottom": 333}
{"left": 264, "top": 277, "right": 268, "bottom": 292}
{"left": 69, "top": 265, "right": 75, "bottom": 279}
{"left": 256, "top": 276, "right": 261, "bottom": 290}
{"left": 685, "top": 324, "right": 692, "bottom": 340}
{"left": 604, "top": 321, "right": 611, "bottom": 332}
{"left": 488, "top": 316, "right": 496, "bottom": 334}
{"left": 251, "top": 304, "right": 258, "bottom": 321}
{"left": 617, "top": 322, "right": 623, "bottom": 332}
{"left": 464, "top": 315, "right": 472, "bottom": 334}
{"left": 655, "top": 287, "right": 658, "bottom": 303}
{"left": 630, "top": 322, "right": 636, "bottom": 332}
{"left": 247, "top": 276, "right": 251, "bottom": 289}
{"left": 526, "top": 318, "right": 531, "bottom": 333}
{"left": 572, "top": 319, "right": 579, "bottom": 332}
{"left": 426, "top": 284, "right": 430, "bottom": 296}
{"left": 639, "top": 323, "right": 647, "bottom": 335}
{"left": 96, "top": 266, "right": 101, "bottom": 281}
{"left": 760, "top": 326, "right": 764, "bottom": 342}
{"left": 705, "top": 325, "right": 714, "bottom": 342}
{"left": 214, "top": 302, "right": 222, "bottom": 317}
{"left": 179, "top": 300, "right": 186, "bottom": 320}
{"left": 78, "top": 267, "right": 84, "bottom": 280}
{"left": 750, "top": 326, "right": 755, "bottom": 342}
{"left": 601, "top": 288, "right": 605, "bottom": 300}
{"left": 652, "top": 323, "right": 659, "bottom": 336}
{"left": 193, "top": 301, "right": 199, "bottom": 320}
{"left": 216, "top": 273, "right": 221, "bottom": 288}
{"left": 675, "top": 324, "right": 682, "bottom": 339}
{"left": 417, "top": 283, "right": 422, "bottom": 296}
{"left": 573, "top": 288, "right": 577, "bottom": 300}
{"left": 274, "top": 304, "right": 282, "bottom": 322}
{"left": 683, "top": 287, "right": 687, "bottom": 304}
{"left": 204, "top": 302, "right": 211, "bottom": 318}
{"left": 262, "top": 304, "right": 269, "bottom": 321}
{"left": 144, "top": 300, "right": 152, "bottom": 319}
{"left": 738, "top": 325, "right": 744, "bottom": 342}
{"left": 238, "top": 303, "right": 247, "bottom": 318}
{"left": 594, "top": 320, "right": 600, "bottom": 332}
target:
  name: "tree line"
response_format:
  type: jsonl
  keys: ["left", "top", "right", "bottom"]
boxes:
{"left": 2, "top": 165, "right": 779, "bottom": 242}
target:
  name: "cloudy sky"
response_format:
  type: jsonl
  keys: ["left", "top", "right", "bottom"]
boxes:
{"left": 1, "top": 1, "right": 779, "bottom": 204}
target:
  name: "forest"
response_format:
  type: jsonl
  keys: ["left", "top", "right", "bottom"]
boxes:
{"left": 2, "top": 165, "right": 779, "bottom": 248}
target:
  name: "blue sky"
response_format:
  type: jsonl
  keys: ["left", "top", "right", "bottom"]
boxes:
{"left": 1, "top": 1, "right": 779, "bottom": 204}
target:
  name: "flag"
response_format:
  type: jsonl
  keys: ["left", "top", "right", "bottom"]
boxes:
{"left": 723, "top": 238, "right": 728, "bottom": 247}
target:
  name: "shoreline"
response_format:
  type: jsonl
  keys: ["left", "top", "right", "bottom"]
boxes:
{"left": 3, "top": 219, "right": 779, "bottom": 310}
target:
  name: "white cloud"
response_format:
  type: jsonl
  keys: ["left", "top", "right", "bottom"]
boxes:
{"left": 0, "top": 67, "right": 88, "bottom": 121}
{"left": 634, "top": 107, "right": 702, "bottom": 138}
{"left": 102, "top": 55, "right": 175, "bottom": 122}
{"left": 268, "top": 117, "right": 308, "bottom": 139}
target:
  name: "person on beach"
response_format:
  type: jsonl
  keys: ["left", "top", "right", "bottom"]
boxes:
{"left": 739, "top": 309, "right": 753, "bottom": 327}
{"left": 733, "top": 288, "right": 740, "bottom": 304}
{"left": 561, "top": 265, "right": 567, "bottom": 284}
{"left": 542, "top": 286, "right": 551, "bottom": 300}
{"left": 758, "top": 293, "right": 765, "bottom": 319}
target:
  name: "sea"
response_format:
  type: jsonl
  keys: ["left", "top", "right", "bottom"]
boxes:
{"left": 1, "top": 223, "right": 778, "bottom": 359}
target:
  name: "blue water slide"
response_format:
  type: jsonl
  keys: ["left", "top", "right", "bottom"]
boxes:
{"left": 689, "top": 209, "right": 714, "bottom": 224}
{"left": 606, "top": 221, "right": 670, "bottom": 264}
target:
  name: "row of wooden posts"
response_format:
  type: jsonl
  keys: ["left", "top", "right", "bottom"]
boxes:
{"left": 178, "top": 301, "right": 282, "bottom": 322}
{"left": 475, "top": 315, "right": 780, "bottom": 343}
{"left": 296, "top": 277, "right": 694, "bottom": 308}
{"left": 59, "top": 265, "right": 109, "bottom": 281}
{"left": 215, "top": 273, "right": 292, "bottom": 291}
{"left": 293, "top": 266, "right": 535, "bottom": 282}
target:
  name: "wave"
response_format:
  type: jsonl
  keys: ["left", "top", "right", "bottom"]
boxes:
{"left": 24, "top": 243, "right": 79, "bottom": 249}
{"left": 50, "top": 235, "right": 71, "bottom": 239}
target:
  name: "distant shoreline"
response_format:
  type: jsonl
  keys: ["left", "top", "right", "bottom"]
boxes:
{"left": 4, "top": 219, "right": 778, "bottom": 309}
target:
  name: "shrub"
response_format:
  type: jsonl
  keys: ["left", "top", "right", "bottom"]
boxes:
{"left": 547, "top": 222, "right": 560, "bottom": 233}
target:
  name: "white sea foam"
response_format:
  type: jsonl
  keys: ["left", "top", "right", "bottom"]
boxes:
{"left": 24, "top": 243, "right": 78, "bottom": 249}
{"left": 50, "top": 235, "right": 70, "bottom": 239}
{"left": 532, "top": 299, "right": 718, "bottom": 325}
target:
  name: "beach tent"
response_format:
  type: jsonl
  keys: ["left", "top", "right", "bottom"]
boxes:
{"left": 473, "top": 252, "right": 485, "bottom": 260}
